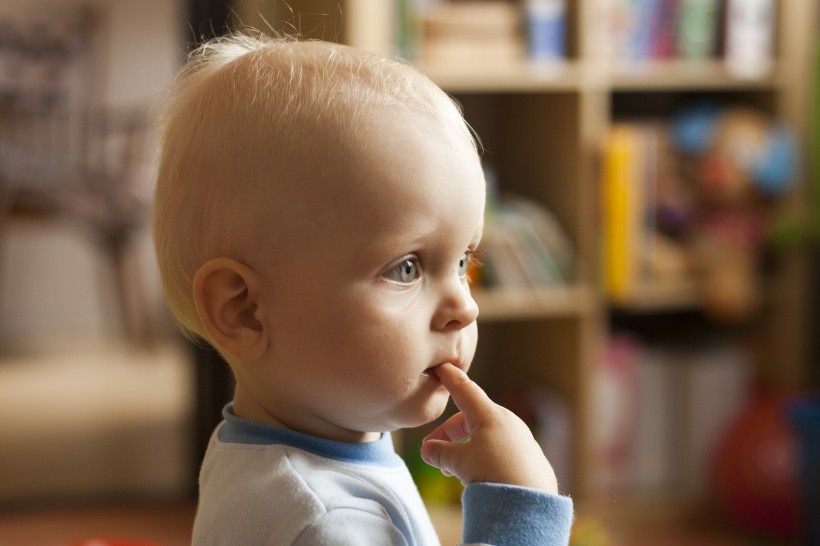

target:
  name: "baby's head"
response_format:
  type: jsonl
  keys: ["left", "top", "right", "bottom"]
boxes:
{"left": 153, "top": 34, "right": 486, "bottom": 441}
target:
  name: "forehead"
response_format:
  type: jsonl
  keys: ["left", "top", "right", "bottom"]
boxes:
{"left": 334, "top": 105, "right": 480, "bottom": 205}
{"left": 262, "top": 103, "right": 483, "bottom": 247}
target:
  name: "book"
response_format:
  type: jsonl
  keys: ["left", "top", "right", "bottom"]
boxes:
{"left": 592, "top": 335, "right": 752, "bottom": 498}
{"left": 524, "top": 0, "right": 567, "bottom": 65}
{"left": 723, "top": 0, "right": 776, "bottom": 78}
{"left": 676, "top": 0, "right": 721, "bottom": 60}
{"left": 601, "top": 122, "right": 685, "bottom": 304}
{"left": 602, "top": 124, "right": 644, "bottom": 301}
{"left": 590, "top": 335, "right": 641, "bottom": 495}
{"left": 604, "top": 0, "right": 724, "bottom": 66}
{"left": 420, "top": 1, "right": 525, "bottom": 67}
{"left": 481, "top": 195, "right": 574, "bottom": 290}
{"left": 652, "top": 0, "right": 681, "bottom": 59}
{"left": 679, "top": 344, "right": 750, "bottom": 495}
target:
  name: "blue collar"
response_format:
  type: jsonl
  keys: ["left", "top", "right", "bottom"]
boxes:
{"left": 218, "top": 403, "right": 404, "bottom": 468}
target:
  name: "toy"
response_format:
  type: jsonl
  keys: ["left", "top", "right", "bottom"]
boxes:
{"left": 672, "top": 103, "right": 796, "bottom": 198}
{"left": 671, "top": 104, "right": 797, "bottom": 320}
{"left": 710, "top": 388, "right": 801, "bottom": 538}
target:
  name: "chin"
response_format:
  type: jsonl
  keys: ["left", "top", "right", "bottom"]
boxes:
{"left": 383, "top": 386, "right": 451, "bottom": 431}
{"left": 409, "top": 393, "right": 450, "bottom": 428}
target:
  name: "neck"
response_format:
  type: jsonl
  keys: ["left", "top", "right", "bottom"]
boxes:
{"left": 232, "top": 384, "right": 381, "bottom": 444}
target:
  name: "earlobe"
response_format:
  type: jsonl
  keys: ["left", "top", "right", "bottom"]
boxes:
{"left": 193, "top": 258, "right": 268, "bottom": 362}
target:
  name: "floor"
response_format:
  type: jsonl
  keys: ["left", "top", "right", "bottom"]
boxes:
{"left": 0, "top": 498, "right": 796, "bottom": 546}
{"left": 0, "top": 501, "right": 197, "bottom": 546}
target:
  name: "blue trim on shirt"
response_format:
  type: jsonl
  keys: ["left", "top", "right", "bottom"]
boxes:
{"left": 217, "top": 403, "right": 404, "bottom": 468}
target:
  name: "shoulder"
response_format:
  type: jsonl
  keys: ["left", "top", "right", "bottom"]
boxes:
{"left": 193, "top": 441, "right": 429, "bottom": 545}
{"left": 193, "top": 443, "right": 327, "bottom": 544}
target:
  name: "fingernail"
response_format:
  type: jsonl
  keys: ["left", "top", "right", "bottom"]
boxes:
{"left": 419, "top": 443, "right": 431, "bottom": 465}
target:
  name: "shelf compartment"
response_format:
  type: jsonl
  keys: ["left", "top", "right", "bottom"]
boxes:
{"left": 451, "top": 92, "right": 590, "bottom": 283}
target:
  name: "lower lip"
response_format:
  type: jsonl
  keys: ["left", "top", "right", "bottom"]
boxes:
{"left": 422, "top": 363, "right": 449, "bottom": 379}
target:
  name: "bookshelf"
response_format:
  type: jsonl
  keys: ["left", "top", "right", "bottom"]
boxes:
{"left": 236, "top": 0, "right": 817, "bottom": 510}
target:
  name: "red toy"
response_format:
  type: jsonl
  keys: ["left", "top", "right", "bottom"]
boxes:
{"left": 710, "top": 389, "right": 801, "bottom": 538}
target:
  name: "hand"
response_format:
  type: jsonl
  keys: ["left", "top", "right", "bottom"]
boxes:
{"left": 420, "top": 363, "right": 559, "bottom": 494}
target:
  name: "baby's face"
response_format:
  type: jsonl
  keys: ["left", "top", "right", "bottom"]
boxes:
{"left": 246, "top": 106, "right": 485, "bottom": 442}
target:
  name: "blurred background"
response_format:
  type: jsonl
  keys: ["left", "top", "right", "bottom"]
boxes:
{"left": 0, "top": 1, "right": 817, "bottom": 545}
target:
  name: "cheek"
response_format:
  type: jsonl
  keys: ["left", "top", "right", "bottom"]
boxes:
{"left": 280, "top": 296, "right": 391, "bottom": 360}
{"left": 270, "top": 281, "right": 430, "bottom": 370}
{"left": 330, "top": 309, "right": 428, "bottom": 388}
{"left": 463, "top": 322, "right": 479, "bottom": 361}
{"left": 266, "top": 287, "right": 333, "bottom": 358}
{"left": 470, "top": 320, "right": 479, "bottom": 342}
{"left": 338, "top": 310, "right": 419, "bottom": 364}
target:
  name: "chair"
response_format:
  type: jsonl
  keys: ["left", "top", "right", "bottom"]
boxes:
{"left": 0, "top": 4, "right": 156, "bottom": 345}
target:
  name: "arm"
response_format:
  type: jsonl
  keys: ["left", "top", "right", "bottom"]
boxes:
{"left": 420, "top": 363, "right": 574, "bottom": 546}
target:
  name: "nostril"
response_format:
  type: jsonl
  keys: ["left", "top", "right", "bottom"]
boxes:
{"left": 444, "top": 318, "right": 463, "bottom": 331}
{"left": 433, "top": 280, "right": 479, "bottom": 331}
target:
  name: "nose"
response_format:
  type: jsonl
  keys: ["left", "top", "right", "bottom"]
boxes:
{"left": 432, "top": 275, "right": 479, "bottom": 331}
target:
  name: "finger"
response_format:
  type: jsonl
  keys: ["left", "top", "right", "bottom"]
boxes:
{"left": 422, "top": 411, "right": 470, "bottom": 444}
{"left": 432, "top": 363, "right": 494, "bottom": 418}
{"left": 419, "top": 437, "right": 466, "bottom": 478}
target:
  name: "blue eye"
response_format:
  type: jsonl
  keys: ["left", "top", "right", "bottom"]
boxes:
{"left": 458, "top": 253, "right": 470, "bottom": 277}
{"left": 386, "top": 258, "right": 420, "bottom": 283}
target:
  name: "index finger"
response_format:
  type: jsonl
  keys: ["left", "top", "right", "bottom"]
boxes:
{"left": 432, "top": 363, "right": 495, "bottom": 418}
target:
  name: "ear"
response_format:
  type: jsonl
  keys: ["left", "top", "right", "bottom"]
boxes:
{"left": 193, "top": 257, "right": 268, "bottom": 362}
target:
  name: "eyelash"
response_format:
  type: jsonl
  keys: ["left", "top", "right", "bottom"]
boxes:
{"left": 464, "top": 250, "right": 482, "bottom": 283}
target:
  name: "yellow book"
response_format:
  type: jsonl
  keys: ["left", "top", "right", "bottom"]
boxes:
{"left": 602, "top": 125, "right": 639, "bottom": 301}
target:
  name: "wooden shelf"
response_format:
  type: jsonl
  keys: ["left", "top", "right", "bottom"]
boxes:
{"left": 418, "top": 60, "right": 582, "bottom": 93}
{"left": 609, "top": 279, "right": 702, "bottom": 313}
{"left": 474, "top": 284, "right": 596, "bottom": 321}
{"left": 609, "top": 60, "right": 782, "bottom": 92}
{"left": 414, "top": 59, "right": 781, "bottom": 94}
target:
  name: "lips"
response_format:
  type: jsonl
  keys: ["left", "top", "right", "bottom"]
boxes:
{"left": 423, "top": 357, "right": 462, "bottom": 377}
{"left": 421, "top": 364, "right": 442, "bottom": 377}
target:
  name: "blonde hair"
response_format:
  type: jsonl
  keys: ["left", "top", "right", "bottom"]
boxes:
{"left": 153, "top": 32, "right": 476, "bottom": 341}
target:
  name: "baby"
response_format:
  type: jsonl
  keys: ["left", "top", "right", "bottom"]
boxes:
{"left": 153, "top": 33, "right": 573, "bottom": 545}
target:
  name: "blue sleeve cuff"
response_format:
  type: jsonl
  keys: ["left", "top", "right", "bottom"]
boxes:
{"left": 462, "top": 483, "right": 574, "bottom": 546}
